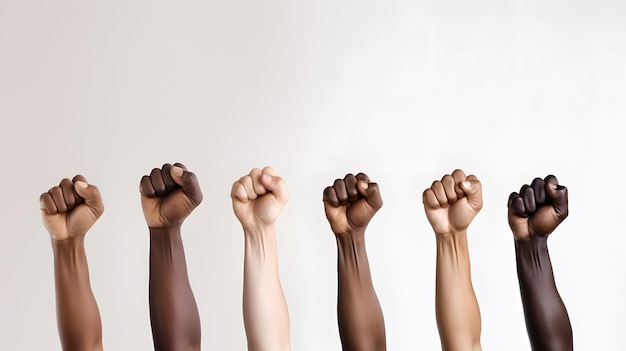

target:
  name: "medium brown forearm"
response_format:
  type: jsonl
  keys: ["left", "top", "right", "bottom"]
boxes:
{"left": 52, "top": 238, "right": 103, "bottom": 351}
{"left": 435, "top": 232, "right": 481, "bottom": 351}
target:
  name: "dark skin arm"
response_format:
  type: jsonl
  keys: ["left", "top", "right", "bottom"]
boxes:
{"left": 323, "top": 173, "right": 386, "bottom": 351}
{"left": 40, "top": 175, "right": 105, "bottom": 351}
{"left": 140, "top": 163, "right": 203, "bottom": 351}
{"left": 508, "top": 175, "right": 573, "bottom": 351}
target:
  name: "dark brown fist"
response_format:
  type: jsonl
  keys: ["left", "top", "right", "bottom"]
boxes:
{"left": 507, "top": 175, "right": 568, "bottom": 240}
{"left": 140, "top": 163, "right": 203, "bottom": 228}
{"left": 323, "top": 173, "right": 383, "bottom": 235}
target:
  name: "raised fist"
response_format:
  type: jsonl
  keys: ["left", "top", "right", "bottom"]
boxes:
{"left": 140, "top": 163, "right": 203, "bottom": 228}
{"left": 231, "top": 166, "right": 289, "bottom": 230}
{"left": 507, "top": 175, "right": 568, "bottom": 240}
{"left": 323, "top": 173, "right": 383, "bottom": 236}
{"left": 422, "top": 169, "right": 482, "bottom": 236}
{"left": 40, "top": 175, "right": 105, "bottom": 241}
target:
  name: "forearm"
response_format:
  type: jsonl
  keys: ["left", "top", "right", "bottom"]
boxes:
{"left": 149, "top": 226, "right": 201, "bottom": 351}
{"left": 242, "top": 226, "right": 290, "bottom": 351}
{"left": 52, "top": 238, "right": 103, "bottom": 351}
{"left": 515, "top": 237, "right": 573, "bottom": 351}
{"left": 435, "top": 231, "right": 481, "bottom": 351}
{"left": 336, "top": 230, "right": 386, "bottom": 351}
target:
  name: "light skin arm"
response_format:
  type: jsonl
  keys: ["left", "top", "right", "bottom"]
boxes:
{"left": 231, "top": 167, "right": 290, "bottom": 351}
{"left": 140, "top": 163, "right": 203, "bottom": 351}
{"left": 422, "top": 169, "right": 483, "bottom": 351}
{"left": 323, "top": 173, "right": 386, "bottom": 351}
{"left": 40, "top": 175, "right": 105, "bottom": 351}
{"left": 508, "top": 175, "right": 573, "bottom": 351}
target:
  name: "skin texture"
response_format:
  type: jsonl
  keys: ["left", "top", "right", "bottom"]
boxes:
{"left": 422, "top": 169, "right": 482, "bottom": 351}
{"left": 140, "top": 163, "right": 202, "bottom": 351}
{"left": 40, "top": 175, "right": 105, "bottom": 351}
{"left": 322, "top": 173, "right": 386, "bottom": 351}
{"left": 508, "top": 175, "right": 573, "bottom": 351}
{"left": 231, "top": 166, "right": 291, "bottom": 351}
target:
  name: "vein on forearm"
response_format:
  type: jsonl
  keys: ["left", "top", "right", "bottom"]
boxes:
{"left": 336, "top": 233, "right": 373, "bottom": 286}
{"left": 515, "top": 237, "right": 555, "bottom": 285}
{"left": 244, "top": 228, "right": 279, "bottom": 269}
{"left": 436, "top": 233, "right": 474, "bottom": 289}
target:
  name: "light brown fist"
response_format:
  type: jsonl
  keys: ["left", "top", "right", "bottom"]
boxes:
{"left": 40, "top": 175, "right": 105, "bottom": 241}
{"left": 422, "top": 169, "right": 482, "bottom": 236}
{"left": 507, "top": 175, "right": 568, "bottom": 240}
{"left": 231, "top": 166, "right": 289, "bottom": 230}
{"left": 140, "top": 163, "right": 203, "bottom": 228}
{"left": 323, "top": 173, "right": 383, "bottom": 236}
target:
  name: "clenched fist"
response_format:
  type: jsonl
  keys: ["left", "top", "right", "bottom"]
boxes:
{"left": 140, "top": 163, "right": 203, "bottom": 229}
{"left": 40, "top": 175, "right": 105, "bottom": 241}
{"left": 231, "top": 167, "right": 288, "bottom": 230}
{"left": 323, "top": 173, "right": 382, "bottom": 236}
{"left": 422, "top": 169, "right": 482, "bottom": 236}
{"left": 507, "top": 175, "right": 568, "bottom": 240}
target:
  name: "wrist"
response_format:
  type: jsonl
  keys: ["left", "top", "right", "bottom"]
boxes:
{"left": 335, "top": 233, "right": 366, "bottom": 253}
{"left": 435, "top": 230, "right": 469, "bottom": 247}
{"left": 149, "top": 224, "right": 182, "bottom": 233}
{"left": 242, "top": 224, "right": 276, "bottom": 237}
{"left": 149, "top": 226, "right": 183, "bottom": 247}
{"left": 243, "top": 225, "right": 278, "bottom": 260}
{"left": 434, "top": 229, "right": 468, "bottom": 239}
{"left": 333, "top": 225, "right": 366, "bottom": 237}
{"left": 334, "top": 228, "right": 365, "bottom": 241}
{"left": 51, "top": 235, "right": 85, "bottom": 247}
{"left": 515, "top": 235, "right": 548, "bottom": 247}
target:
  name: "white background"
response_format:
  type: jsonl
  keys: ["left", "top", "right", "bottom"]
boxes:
{"left": 1, "top": 0, "right": 624, "bottom": 350}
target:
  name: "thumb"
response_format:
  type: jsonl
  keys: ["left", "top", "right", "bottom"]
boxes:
{"left": 357, "top": 180, "right": 383, "bottom": 210}
{"left": 460, "top": 178, "right": 483, "bottom": 211}
{"left": 545, "top": 179, "right": 568, "bottom": 220}
{"left": 171, "top": 166, "right": 203, "bottom": 206}
{"left": 260, "top": 174, "right": 289, "bottom": 205}
{"left": 74, "top": 181, "right": 105, "bottom": 217}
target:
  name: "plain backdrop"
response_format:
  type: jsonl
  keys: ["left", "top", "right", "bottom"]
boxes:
{"left": 1, "top": 0, "right": 625, "bottom": 350}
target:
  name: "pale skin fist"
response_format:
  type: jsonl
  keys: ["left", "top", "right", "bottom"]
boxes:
{"left": 231, "top": 166, "right": 289, "bottom": 230}
{"left": 140, "top": 163, "right": 203, "bottom": 228}
{"left": 40, "top": 175, "right": 105, "bottom": 241}
{"left": 422, "top": 169, "right": 483, "bottom": 236}
{"left": 507, "top": 175, "right": 568, "bottom": 240}
{"left": 323, "top": 173, "right": 383, "bottom": 236}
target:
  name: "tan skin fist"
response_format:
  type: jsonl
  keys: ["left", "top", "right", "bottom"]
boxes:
{"left": 422, "top": 169, "right": 483, "bottom": 236}
{"left": 140, "top": 163, "right": 203, "bottom": 229}
{"left": 507, "top": 175, "right": 568, "bottom": 240}
{"left": 323, "top": 173, "right": 383, "bottom": 236}
{"left": 40, "top": 175, "right": 105, "bottom": 241}
{"left": 231, "top": 167, "right": 289, "bottom": 230}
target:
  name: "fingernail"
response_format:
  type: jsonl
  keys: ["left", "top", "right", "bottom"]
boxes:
{"left": 462, "top": 181, "right": 471, "bottom": 188}
{"left": 76, "top": 181, "right": 88, "bottom": 189}
{"left": 359, "top": 181, "right": 368, "bottom": 190}
{"left": 172, "top": 166, "right": 183, "bottom": 177}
